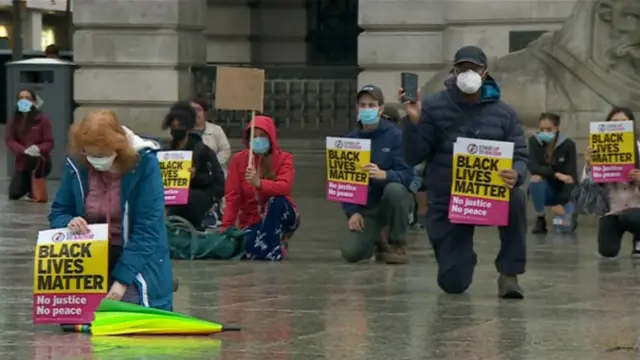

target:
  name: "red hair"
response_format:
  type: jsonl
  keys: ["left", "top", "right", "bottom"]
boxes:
{"left": 68, "top": 110, "right": 138, "bottom": 172}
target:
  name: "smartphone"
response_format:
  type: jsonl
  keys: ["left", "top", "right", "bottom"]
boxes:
{"left": 401, "top": 72, "right": 419, "bottom": 103}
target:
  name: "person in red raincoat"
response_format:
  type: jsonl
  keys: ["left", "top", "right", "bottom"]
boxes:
{"left": 221, "top": 115, "right": 299, "bottom": 261}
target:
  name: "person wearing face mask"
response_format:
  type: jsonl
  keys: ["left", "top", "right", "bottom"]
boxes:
{"left": 583, "top": 106, "right": 640, "bottom": 258}
{"left": 528, "top": 112, "right": 577, "bottom": 234}
{"left": 162, "top": 102, "right": 225, "bottom": 229}
{"left": 340, "top": 85, "right": 414, "bottom": 265}
{"left": 221, "top": 115, "right": 299, "bottom": 261}
{"left": 401, "top": 46, "right": 529, "bottom": 299}
{"left": 5, "top": 88, "right": 54, "bottom": 200}
{"left": 48, "top": 110, "right": 175, "bottom": 310}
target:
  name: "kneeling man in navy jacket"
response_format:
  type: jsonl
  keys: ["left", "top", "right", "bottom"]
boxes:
{"left": 341, "top": 85, "right": 414, "bottom": 265}
{"left": 402, "top": 46, "right": 528, "bottom": 299}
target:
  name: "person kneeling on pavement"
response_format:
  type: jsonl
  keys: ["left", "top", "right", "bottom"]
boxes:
{"left": 583, "top": 106, "right": 640, "bottom": 258}
{"left": 162, "top": 102, "right": 225, "bottom": 230}
{"left": 402, "top": 46, "right": 528, "bottom": 299}
{"left": 48, "top": 110, "right": 174, "bottom": 310}
{"left": 341, "top": 85, "right": 414, "bottom": 265}
{"left": 221, "top": 115, "right": 299, "bottom": 261}
{"left": 528, "top": 112, "right": 578, "bottom": 234}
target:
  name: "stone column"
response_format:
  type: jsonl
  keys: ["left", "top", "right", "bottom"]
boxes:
{"left": 73, "top": 0, "right": 207, "bottom": 137}
{"left": 21, "top": 9, "right": 43, "bottom": 51}
{"left": 358, "top": 0, "right": 445, "bottom": 97}
{"left": 205, "top": 0, "right": 251, "bottom": 63}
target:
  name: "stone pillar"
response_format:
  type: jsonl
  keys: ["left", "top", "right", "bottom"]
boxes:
{"left": 358, "top": 0, "right": 445, "bottom": 97}
{"left": 22, "top": 9, "right": 43, "bottom": 51}
{"left": 205, "top": 0, "right": 251, "bottom": 63}
{"left": 249, "top": 0, "right": 307, "bottom": 64}
{"left": 73, "top": 0, "right": 207, "bottom": 137}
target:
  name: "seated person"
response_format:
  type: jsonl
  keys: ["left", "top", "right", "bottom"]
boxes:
{"left": 341, "top": 85, "right": 413, "bottom": 265}
{"left": 585, "top": 106, "right": 640, "bottom": 258}
{"left": 48, "top": 110, "right": 174, "bottom": 310}
{"left": 528, "top": 112, "right": 577, "bottom": 234}
{"left": 221, "top": 115, "right": 299, "bottom": 261}
{"left": 162, "top": 102, "right": 225, "bottom": 229}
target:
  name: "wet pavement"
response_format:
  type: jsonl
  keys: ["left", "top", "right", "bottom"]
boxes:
{"left": 2, "top": 185, "right": 640, "bottom": 359}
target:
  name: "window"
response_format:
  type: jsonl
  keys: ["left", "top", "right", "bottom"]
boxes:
{"left": 41, "top": 28, "right": 56, "bottom": 51}
{"left": 508, "top": 31, "right": 546, "bottom": 53}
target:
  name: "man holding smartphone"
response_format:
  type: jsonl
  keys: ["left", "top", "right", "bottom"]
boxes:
{"left": 400, "top": 46, "right": 528, "bottom": 299}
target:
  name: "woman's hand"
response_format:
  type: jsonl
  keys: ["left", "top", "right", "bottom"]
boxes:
{"left": 67, "top": 217, "right": 89, "bottom": 234}
{"left": 629, "top": 169, "right": 640, "bottom": 183}
{"left": 106, "top": 281, "right": 127, "bottom": 301}
{"left": 585, "top": 147, "right": 593, "bottom": 166}
{"left": 554, "top": 172, "right": 574, "bottom": 184}
{"left": 551, "top": 205, "right": 565, "bottom": 216}
{"left": 245, "top": 166, "right": 261, "bottom": 188}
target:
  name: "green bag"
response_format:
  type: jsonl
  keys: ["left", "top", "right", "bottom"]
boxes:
{"left": 166, "top": 216, "right": 244, "bottom": 260}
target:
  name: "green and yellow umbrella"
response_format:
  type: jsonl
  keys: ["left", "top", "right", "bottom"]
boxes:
{"left": 62, "top": 299, "right": 239, "bottom": 336}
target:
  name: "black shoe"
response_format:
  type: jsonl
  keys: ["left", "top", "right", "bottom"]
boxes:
{"left": 531, "top": 216, "right": 547, "bottom": 234}
{"left": 498, "top": 274, "right": 524, "bottom": 299}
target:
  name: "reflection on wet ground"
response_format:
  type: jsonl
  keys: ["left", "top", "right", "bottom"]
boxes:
{"left": 2, "top": 187, "right": 640, "bottom": 359}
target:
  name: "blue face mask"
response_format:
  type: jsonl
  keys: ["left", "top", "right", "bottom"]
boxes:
{"left": 252, "top": 136, "right": 270, "bottom": 155}
{"left": 359, "top": 108, "right": 380, "bottom": 125}
{"left": 536, "top": 131, "right": 555, "bottom": 143}
{"left": 17, "top": 99, "right": 32, "bottom": 113}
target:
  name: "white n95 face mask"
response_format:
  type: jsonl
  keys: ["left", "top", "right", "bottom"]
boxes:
{"left": 456, "top": 70, "right": 483, "bottom": 94}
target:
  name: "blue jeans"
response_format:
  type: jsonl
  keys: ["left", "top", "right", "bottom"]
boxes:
{"left": 529, "top": 180, "right": 573, "bottom": 215}
{"left": 243, "top": 196, "right": 299, "bottom": 261}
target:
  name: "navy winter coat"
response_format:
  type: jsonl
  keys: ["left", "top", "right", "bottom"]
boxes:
{"left": 403, "top": 76, "right": 528, "bottom": 211}
{"left": 341, "top": 119, "right": 413, "bottom": 217}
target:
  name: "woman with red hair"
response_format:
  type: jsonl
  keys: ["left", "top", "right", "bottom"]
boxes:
{"left": 221, "top": 115, "right": 300, "bottom": 261}
{"left": 48, "top": 110, "right": 174, "bottom": 310}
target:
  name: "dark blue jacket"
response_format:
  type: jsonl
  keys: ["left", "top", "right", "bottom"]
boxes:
{"left": 403, "top": 76, "right": 528, "bottom": 211}
{"left": 48, "top": 133, "right": 173, "bottom": 311}
{"left": 341, "top": 119, "right": 413, "bottom": 217}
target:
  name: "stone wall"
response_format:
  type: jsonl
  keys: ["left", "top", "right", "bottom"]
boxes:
{"left": 357, "top": 0, "right": 577, "bottom": 96}
{"left": 72, "top": 0, "right": 207, "bottom": 136}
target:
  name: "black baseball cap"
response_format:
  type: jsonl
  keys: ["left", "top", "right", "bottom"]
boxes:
{"left": 356, "top": 85, "right": 384, "bottom": 105}
{"left": 454, "top": 46, "right": 487, "bottom": 67}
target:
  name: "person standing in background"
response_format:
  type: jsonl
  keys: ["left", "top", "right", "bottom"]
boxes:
{"left": 5, "top": 89, "right": 54, "bottom": 200}
{"left": 44, "top": 44, "right": 60, "bottom": 59}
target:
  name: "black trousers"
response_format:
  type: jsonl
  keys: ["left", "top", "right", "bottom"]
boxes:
{"left": 167, "top": 188, "right": 215, "bottom": 229}
{"left": 597, "top": 208, "right": 640, "bottom": 258}
{"left": 8, "top": 157, "right": 51, "bottom": 200}
{"left": 426, "top": 188, "right": 527, "bottom": 294}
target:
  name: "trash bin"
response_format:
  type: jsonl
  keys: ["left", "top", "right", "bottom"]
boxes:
{"left": 5, "top": 58, "right": 76, "bottom": 179}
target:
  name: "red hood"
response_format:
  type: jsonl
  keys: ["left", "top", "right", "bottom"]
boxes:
{"left": 243, "top": 115, "right": 280, "bottom": 153}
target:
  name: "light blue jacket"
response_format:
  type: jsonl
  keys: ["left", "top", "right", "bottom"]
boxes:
{"left": 48, "top": 130, "right": 173, "bottom": 311}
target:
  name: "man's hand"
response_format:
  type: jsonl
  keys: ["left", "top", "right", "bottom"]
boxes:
{"left": 363, "top": 163, "right": 386, "bottom": 181}
{"left": 189, "top": 167, "right": 196, "bottom": 178}
{"left": 554, "top": 172, "right": 574, "bottom": 184}
{"left": 530, "top": 174, "right": 543, "bottom": 182}
{"left": 398, "top": 88, "right": 422, "bottom": 125}
{"left": 348, "top": 213, "right": 365, "bottom": 232}
{"left": 245, "top": 166, "right": 261, "bottom": 187}
{"left": 551, "top": 205, "right": 565, "bottom": 216}
{"left": 630, "top": 169, "right": 640, "bottom": 183}
{"left": 499, "top": 169, "right": 518, "bottom": 188}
